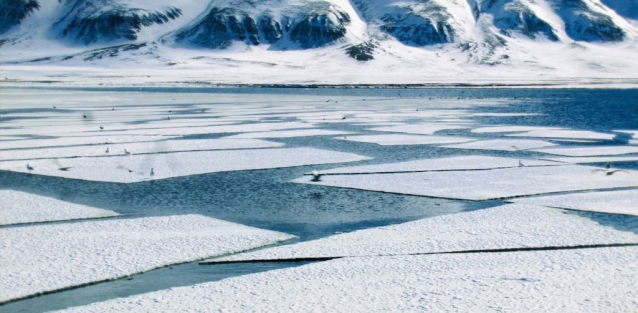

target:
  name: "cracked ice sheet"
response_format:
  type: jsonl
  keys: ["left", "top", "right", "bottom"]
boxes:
{"left": 0, "top": 215, "right": 295, "bottom": 304}
{"left": 336, "top": 134, "right": 475, "bottom": 146}
{"left": 49, "top": 122, "right": 316, "bottom": 137}
{"left": 64, "top": 247, "right": 638, "bottom": 312}
{"left": 542, "top": 156, "right": 638, "bottom": 164}
{"left": 369, "top": 124, "right": 472, "bottom": 135}
{"left": 0, "top": 148, "right": 370, "bottom": 183}
{"left": 0, "top": 190, "right": 119, "bottom": 226}
{"left": 471, "top": 126, "right": 565, "bottom": 133}
{"left": 0, "top": 135, "right": 177, "bottom": 150}
{"left": 532, "top": 146, "right": 638, "bottom": 157}
{"left": 294, "top": 165, "right": 638, "bottom": 201}
{"left": 0, "top": 139, "right": 283, "bottom": 161}
{"left": 510, "top": 190, "right": 638, "bottom": 216}
{"left": 441, "top": 139, "right": 556, "bottom": 152}
{"left": 224, "top": 129, "right": 353, "bottom": 139}
{"left": 507, "top": 129, "right": 615, "bottom": 140}
{"left": 212, "top": 204, "right": 638, "bottom": 262}
{"left": 316, "top": 156, "right": 558, "bottom": 175}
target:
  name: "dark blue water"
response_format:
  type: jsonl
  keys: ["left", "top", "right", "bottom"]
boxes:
{"left": 1, "top": 87, "right": 637, "bottom": 312}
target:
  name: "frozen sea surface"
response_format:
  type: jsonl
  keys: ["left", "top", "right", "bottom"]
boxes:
{"left": 1, "top": 87, "right": 637, "bottom": 312}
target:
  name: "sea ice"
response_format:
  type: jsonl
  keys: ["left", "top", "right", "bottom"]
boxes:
{"left": 369, "top": 124, "right": 472, "bottom": 135}
{"left": 294, "top": 165, "right": 638, "bottom": 200}
{"left": 471, "top": 126, "right": 564, "bottom": 133}
{"left": 336, "top": 134, "right": 475, "bottom": 146}
{"left": 225, "top": 129, "right": 352, "bottom": 139}
{"left": 507, "top": 129, "right": 615, "bottom": 140}
{"left": 542, "top": 156, "right": 638, "bottom": 164}
{"left": 0, "top": 148, "right": 370, "bottom": 183}
{"left": 532, "top": 146, "right": 638, "bottom": 157}
{"left": 0, "top": 139, "right": 284, "bottom": 161}
{"left": 212, "top": 204, "right": 638, "bottom": 262}
{"left": 316, "top": 156, "right": 558, "bottom": 175}
{"left": 0, "top": 135, "right": 177, "bottom": 150}
{"left": 510, "top": 190, "right": 638, "bottom": 216}
{"left": 0, "top": 190, "right": 119, "bottom": 226}
{"left": 441, "top": 139, "right": 556, "bottom": 151}
{"left": 0, "top": 215, "right": 294, "bottom": 304}
{"left": 63, "top": 247, "right": 638, "bottom": 312}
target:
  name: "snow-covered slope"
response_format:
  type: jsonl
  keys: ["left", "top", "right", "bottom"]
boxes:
{"left": 0, "top": 0, "right": 637, "bottom": 85}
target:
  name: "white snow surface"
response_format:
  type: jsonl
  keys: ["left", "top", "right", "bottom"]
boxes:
{"left": 294, "top": 165, "right": 638, "bottom": 200}
{"left": 0, "top": 148, "right": 369, "bottom": 183}
{"left": 0, "top": 139, "right": 283, "bottom": 161}
{"left": 471, "top": 126, "right": 565, "bottom": 133}
{"left": 511, "top": 190, "right": 638, "bottom": 216}
{"left": 213, "top": 204, "right": 638, "bottom": 262}
{"left": 542, "top": 156, "right": 638, "bottom": 164}
{"left": 224, "top": 129, "right": 352, "bottom": 139}
{"left": 508, "top": 129, "right": 616, "bottom": 140}
{"left": 532, "top": 145, "right": 638, "bottom": 157}
{"left": 369, "top": 124, "right": 472, "bottom": 135}
{"left": 441, "top": 139, "right": 556, "bottom": 152}
{"left": 0, "top": 214, "right": 295, "bottom": 304}
{"left": 0, "top": 190, "right": 119, "bottom": 226}
{"left": 337, "top": 134, "right": 475, "bottom": 146}
{"left": 62, "top": 247, "right": 638, "bottom": 312}
{"left": 0, "top": 135, "right": 177, "bottom": 150}
{"left": 316, "top": 155, "right": 558, "bottom": 175}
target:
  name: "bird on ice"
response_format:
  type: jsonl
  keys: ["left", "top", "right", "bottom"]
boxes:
{"left": 26, "top": 164, "right": 34, "bottom": 172}
{"left": 310, "top": 170, "right": 323, "bottom": 182}
{"left": 592, "top": 163, "right": 629, "bottom": 176}
{"left": 518, "top": 160, "right": 524, "bottom": 167}
{"left": 105, "top": 147, "right": 110, "bottom": 153}
{"left": 150, "top": 168, "right": 155, "bottom": 177}
{"left": 58, "top": 167, "right": 73, "bottom": 171}
{"left": 124, "top": 149, "right": 131, "bottom": 155}
{"left": 83, "top": 114, "right": 87, "bottom": 118}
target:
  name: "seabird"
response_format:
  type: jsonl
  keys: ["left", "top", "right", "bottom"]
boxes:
{"left": 53, "top": 106, "right": 56, "bottom": 109}
{"left": 167, "top": 117, "right": 171, "bottom": 120}
{"left": 106, "top": 147, "right": 110, "bottom": 153}
{"left": 310, "top": 170, "right": 323, "bottom": 182}
{"left": 26, "top": 164, "right": 34, "bottom": 171}
{"left": 58, "top": 167, "right": 73, "bottom": 171}
{"left": 83, "top": 114, "right": 87, "bottom": 118}
{"left": 124, "top": 149, "right": 131, "bottom": 155}
{"left": 518, "top": 160, "right": 524, "bottom": 167}
{"left": 150, "top": 168, "right": 155, "bottom": 176}
{"left": 100, "top": 126, "right": 104, "bottom": 130}
{"left": 592, "top": 163, "right": 629, "bottom": 176}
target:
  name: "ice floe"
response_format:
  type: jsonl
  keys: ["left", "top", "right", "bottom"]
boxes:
{"left": 508, "top": 129, "right": 615, "bottom": 140}
{"left": 315, "top": 156, "right": 558, "bottom": 175}
{"left": 0, "top": 139, "right": 283, "bottom": 161}
{"left": 542, "top": 156, "right": 638, "bottom": 164}
{"left": 615, "top": 130, "right": 638, "bottom": 138}
{"left": 294, "top": 165, "right": 638, "bottom": 200}
{"left": 0, "top": 135, "right": 177, "bottom": 150}
{"left": 212, "top": 204, "right": 638, "bottom": 262}
{"left": 369, "top": 124, "right": 472, "bottom": 135}
{"left": 532, "top": 146, "right": 638, "bottom": 157}
{"left": 441, "top": 139, "right": 556, "bottom": 152}
{"left": 63, "top": 247, "right": 638, "bottom": 312}
{"left": 225, "top": 129, "right": 352, "bottom": 139}
{"left": 0, "top": 190, "right": 119, "bottom": 226}
{"left": 511, "top": 190, "right": 638, "bottom": 216}
{"left": 0, "top": 215, "right": 294, "bottom": 304}
{"left": 0, "top": 148, "right": 370, "bottom": 183}
{"left": 337, "top": 134, "right": 475, "bottom": 146}
{"left": 471, "top": 126, "right": 564, "bottom": 133}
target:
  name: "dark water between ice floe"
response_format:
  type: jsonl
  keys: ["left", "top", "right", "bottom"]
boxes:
{"left": 1, "top": 87, "right": 638, "bottom": 312}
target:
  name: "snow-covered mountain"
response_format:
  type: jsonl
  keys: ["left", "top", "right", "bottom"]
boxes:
{"left": 0, "top": 0, "right": 637, "bottom": 85}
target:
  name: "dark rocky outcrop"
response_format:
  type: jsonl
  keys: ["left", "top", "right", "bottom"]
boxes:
{"left": 471, "top": 0, "right": 559, "bottom": 41}
{"left": 0, "top": 0, "right": 40, "bottom": 35}
{"left": 56, "top": 0, "right": 182, "bottom": 44}
{"left": 552, "top": 0, "right": 626, "bottom": 42}
{"left": 345, "top": 41, "right": 375, "bottom": 61}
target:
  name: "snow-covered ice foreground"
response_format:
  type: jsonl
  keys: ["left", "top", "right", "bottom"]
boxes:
{"left": 225, "top": 129, "right": 352, "bottom": 139}
{"left": 441, "top": 139, "right": 556, "bottom": 152}
{"left": 337, "top": 134, "right": 475, "bottom": 146}
{"left": 0, "top": 148, "right": 369, "bottom": 183}
{"left": 511, "top": 190, "right": 638, "bottom": 216}
{"left": 316, "top": 156, "right": 558, "bottom": 175}
{"left": 0, "top": 190, "right": 119, "bottom": 226}
{"left": 62, "top": 247, "right": 638, "bottom": 312}
{"left": 295, "top": 164, "right": 638, "bottom": 200}
{"left": 507, "top": 130, "right": 615, "bottom": 140}
{"left": 471, "top": 126, "right": 565, "bottom": 133}
{"left": 0, "top": 215, "right": 294, "bottom": 304}
{"left": 532, "top": 146, "right": 638, "bottom": 157}
{"left": 0, "top": 139, "right": 283, "bottom": 161}
{"left": 212, "top": 204, "right": 638, "bottom": 262}
{"left": 369, "top": 124, "right": 472, "bottom": 135}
